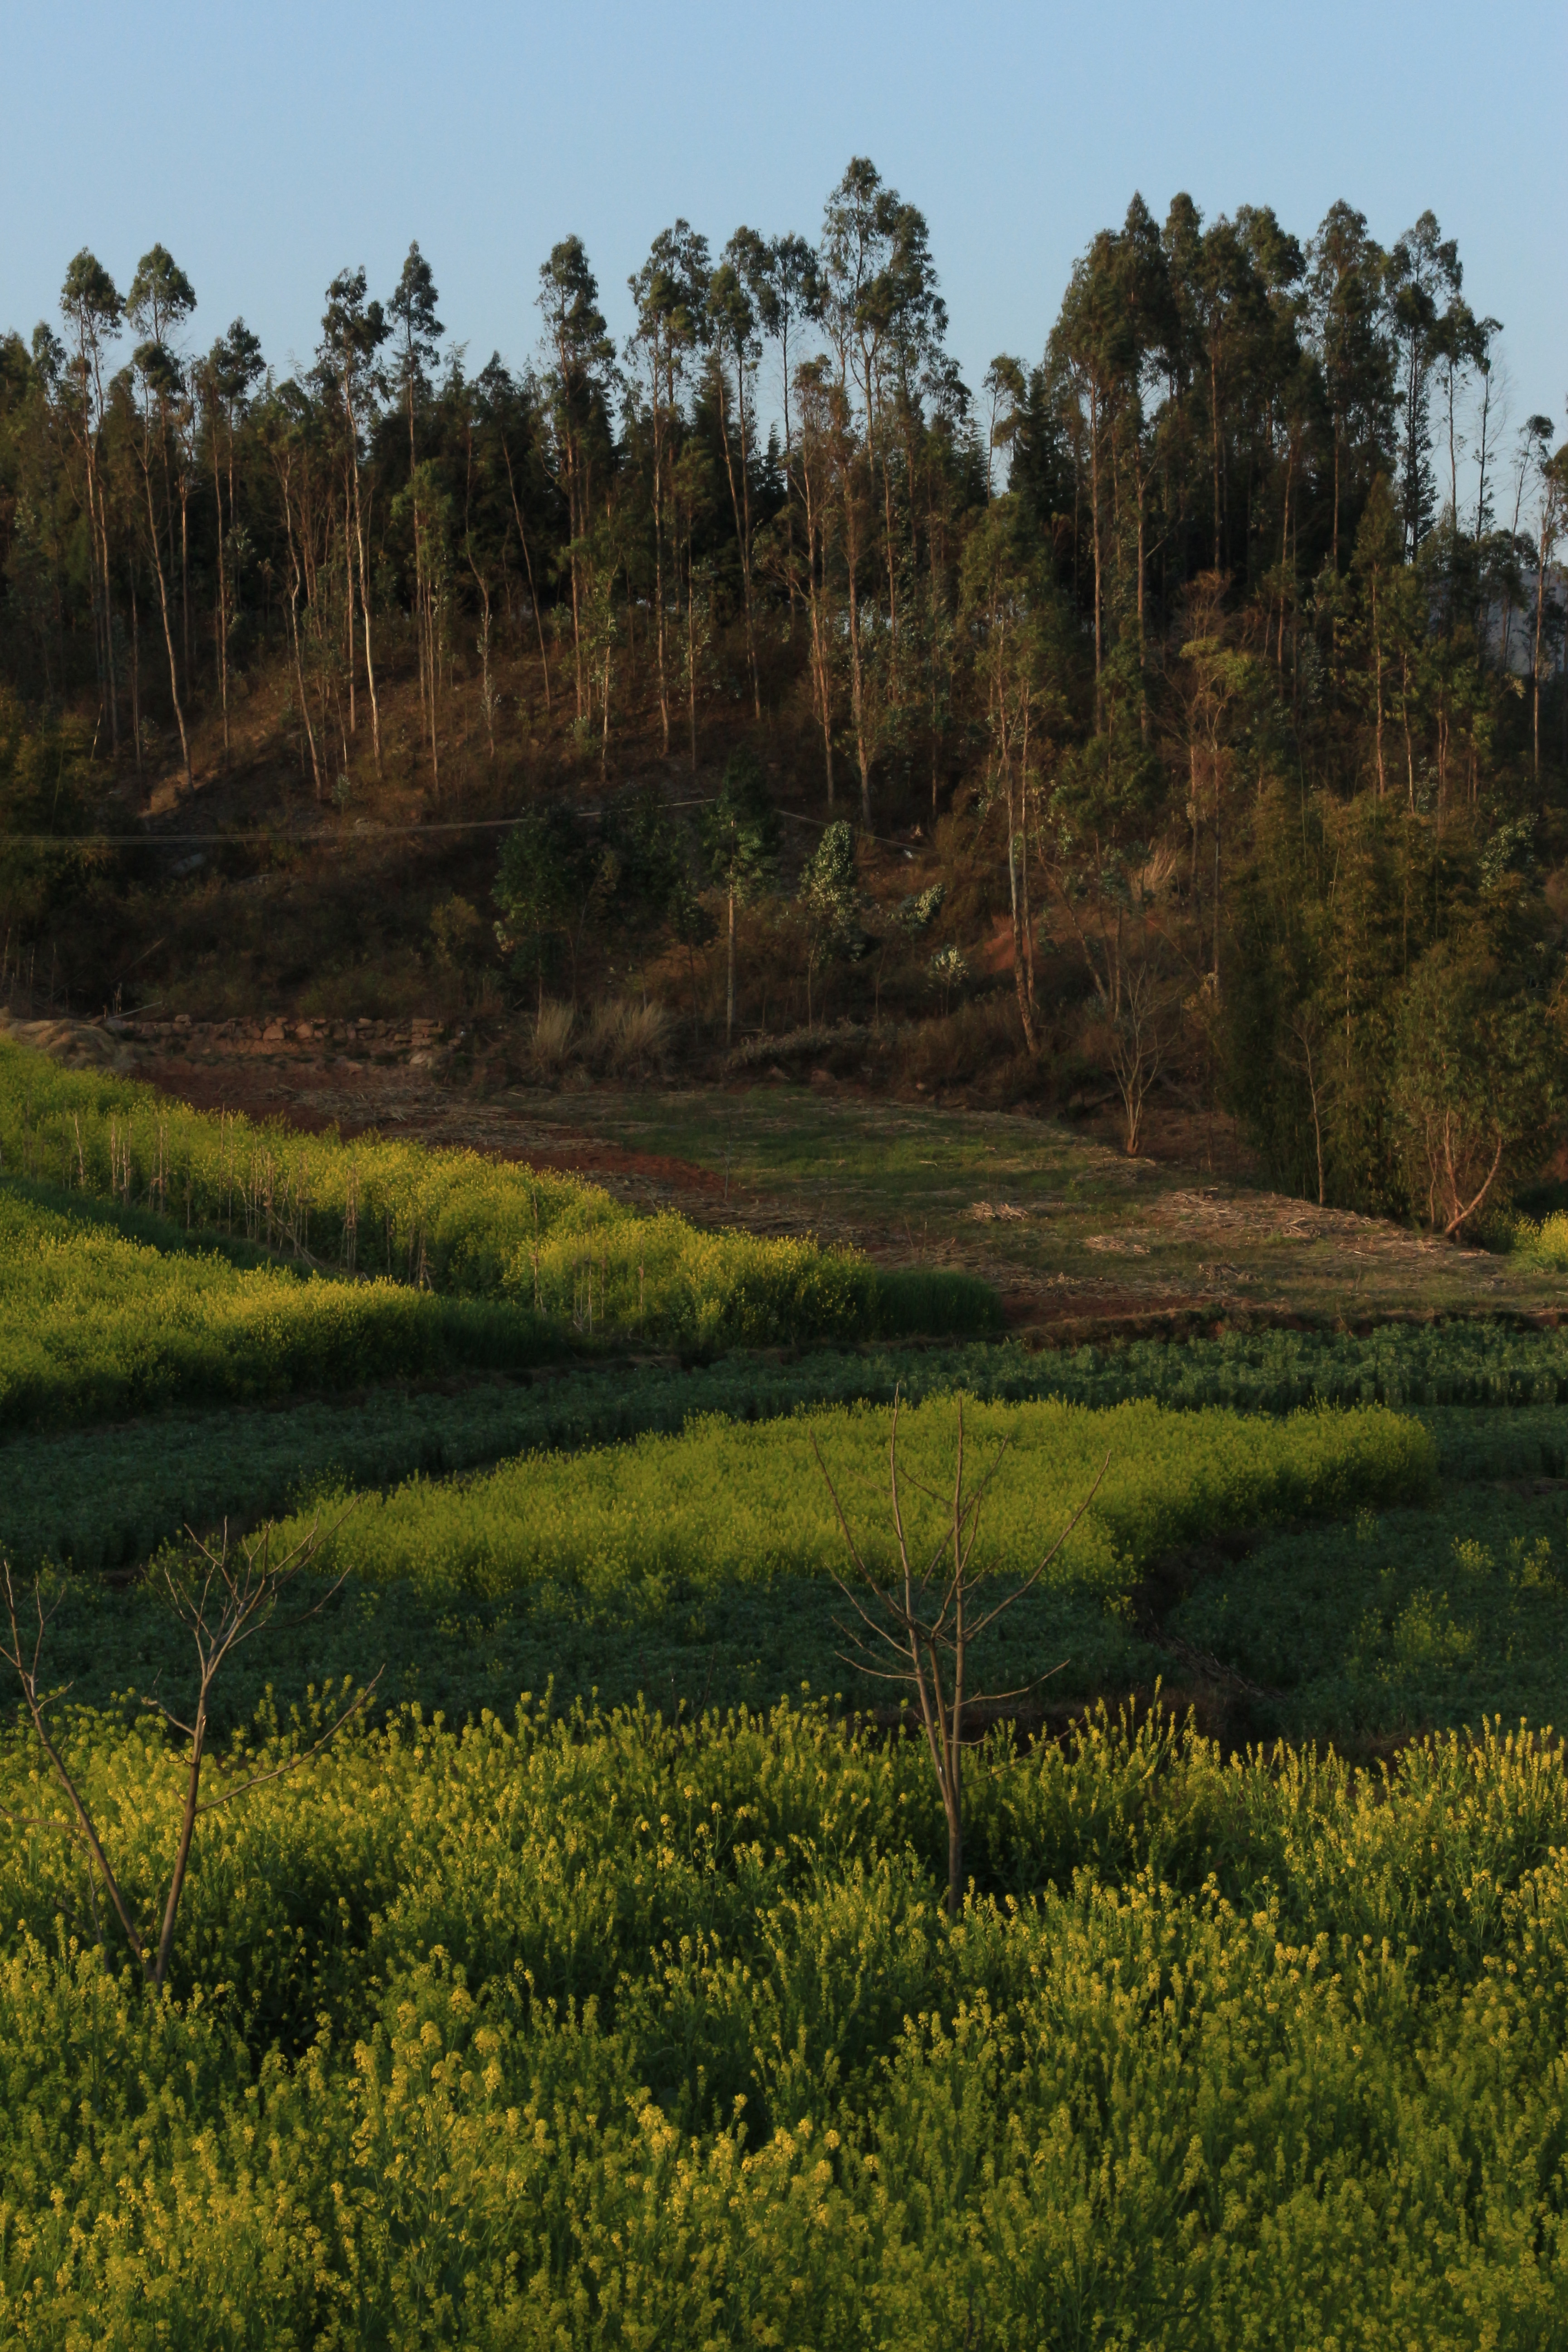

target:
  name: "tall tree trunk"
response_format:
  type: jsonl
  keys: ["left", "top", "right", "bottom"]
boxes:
{"left": 141, "top": 438, "right": 193, "bottom": 795}
{"left": 350, "top": 458, "right": 382, "bottom": 776}
{"left": 211, "top": 416, "right": 229, "bottom": 767}
{"left": 726, "top": 886, "right": 736, "bottom": 1047}
{"left": 499, "top": 436, "right": 551, "bottom": 712}
{"left": 129, "top": 568, "right": 142, "bottom": 796}
{"left": 1371, "top": 568, "right": 1386, "bottom": 798}
{"left": 715, "top": 358, "right": 760, "bottom": 720}
{"left": 1088, "top": 386, "right": 1104, "bottom": 715}
{"left": 651, "top": 384, "right": 670, "bottom": 751}
{"left": 801, "top": 456, "right": 834, "bottom": 805}
{"left": 179, "top": 467, "right": 191, "bottom": 695}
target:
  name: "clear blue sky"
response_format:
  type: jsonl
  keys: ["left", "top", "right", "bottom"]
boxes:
{"left": 2, "top": 0, "right": 1563, "bottom": 456}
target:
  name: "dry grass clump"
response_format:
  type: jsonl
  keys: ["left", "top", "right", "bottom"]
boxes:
{"left": 529, "top": 1000, "right": 578, "bottom": 1079}
{"left": 528, "top": 997, "right": 671, "bottom": 1084}
{"left": 899, "top": 993, "right": 1031, "bottom": 1094}
{"left": 585, "top": 998, "right": 670, "bottom": 1078}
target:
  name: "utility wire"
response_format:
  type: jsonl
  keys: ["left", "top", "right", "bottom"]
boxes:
{"left": 3, "top": 802, "right": 917, "bottom": 852}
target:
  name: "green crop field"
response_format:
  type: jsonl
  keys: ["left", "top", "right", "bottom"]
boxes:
{"left": 10, "top": 1319, "right": 1568, "bottom": 1578}
{"left": 0, "top": 1181, "right": 555, "bottom": 1429}
{"left": 0, "top": 1044, "right": 997, "bottom": 1352}
{"left": 4, "top": 1698, "right": 1568, "bottom": 2342}
{"left": 10, "top": 1033, "right": 1568, "bottom": 2344}
{"left": 267, "top": 1392, "right": 1432, "bottom": 1605}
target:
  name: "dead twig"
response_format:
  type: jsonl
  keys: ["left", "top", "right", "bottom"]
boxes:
{"left": 813, "top": 1391, "right": 1106, "bottom": 1918}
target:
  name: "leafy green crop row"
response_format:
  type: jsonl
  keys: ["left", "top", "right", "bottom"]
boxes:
{"left": 0, "top": 1185, "right": 554, "bottom": 1430}
{"left": 1173, "top": 1480, "right": 1568, "bottom": 1739}
{"left": 15, "top": 1446, "right": 1568, "bottom": 1743}
{"left": 279, "top": 1394, "right": 1433, "bottom": 1610}
{"left": 3, "top": 1699, "right": 1567, "bottom": 2342}
{"left": 11, "top": 1326, "right": 1551, "bottom": 1580}
{"left": 1036, "top": 1317, "right": 1568, "bottom": 1411}
{"left": 0, "top": 1041, "right": 997, "bottom": 1349}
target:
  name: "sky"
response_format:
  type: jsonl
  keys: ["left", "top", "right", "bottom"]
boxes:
{"left": 1, "top": 0, "right": 1563, "bottom": 464}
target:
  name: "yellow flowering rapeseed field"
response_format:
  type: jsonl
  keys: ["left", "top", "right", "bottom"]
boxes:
{"left": 279, "top": 1392, "right": 1435, "bottom": 1610}
{"left": 0, "top": 1040, "right": 996, "bottom": 1348}
{"left": 1, "top": 1699, "right": 1565, "bottom": 2342}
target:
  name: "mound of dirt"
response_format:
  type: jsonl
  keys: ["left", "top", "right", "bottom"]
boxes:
{"left": 0, "top": 1014, "right": 141, "bottom": 1075}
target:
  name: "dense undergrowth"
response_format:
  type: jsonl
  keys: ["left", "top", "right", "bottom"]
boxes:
{"left": 3, "top": 1699, "right": 1568, "bottom": 2343}
{"left": 0, "top": 1043, "right": 997, "bottom": 1352}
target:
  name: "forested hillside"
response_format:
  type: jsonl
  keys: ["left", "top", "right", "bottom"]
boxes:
{"left": 1, "top": 160, "right": 1564, "bottom": 1228}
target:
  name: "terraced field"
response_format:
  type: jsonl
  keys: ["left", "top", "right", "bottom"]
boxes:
{"left": 6, "top": 1029, "right": 1568, "bottom": 2347}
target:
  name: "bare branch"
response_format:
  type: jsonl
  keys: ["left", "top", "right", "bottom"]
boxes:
{"left": 195, "top": 1672, "right": 383, "bottom": 1815}
{"left": 967, "top": 1449, "right": 1110, "bottom": 1641}
{"left": 1, "top": 1562, "right": 152, "bottom": 1977}
{"left": 1444, "top": 1128, "right": 1504, "bottom": 1239}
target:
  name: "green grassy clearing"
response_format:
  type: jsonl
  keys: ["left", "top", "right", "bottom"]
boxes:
{"left": 502, "top": 1080, "right": 1568, "bottom": 1324}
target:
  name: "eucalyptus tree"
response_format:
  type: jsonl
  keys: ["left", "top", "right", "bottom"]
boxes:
{"left": 256, "top": 379, "right": 326, "bottom": 796}
{"left": 1231, "top": 205, "right": 1307, "bottom": 670}
{"left": 537, "top": 237, "right": 617, "bottom": 721}
{"left": 59, "top": 250, "right": 122, "bottom": 750}
{"left": 1051, "top": 225, "right": 1132, "bottom": 701}
{"left": 201, "top": 318, "right": 264, "bottom": 764}
{"left": 745, "top": 231, "right": 820, "bottom": 633}
{"left": 818, "top": 157, "right": 904, "bottom": 818}
{"left": 387, "top": 242, "right": 444, "bottom": 759}
{"left": 474, "top": 353, "right": 555, "bottom": 704}
{"left": 128, "top": 335, "right": 194, "bottom": 794}
{"left": 792, "top": 355, "right": 844, "bottom": 805}
{"left": 319, "top": 267, "right": 389, "bottom": 772}
{"left": 628, "top": 222, "right": 708, "bottom": 751}
{"left": 1521, "top": 418, "right": 1567, "bottom": 789}
{"left": 1386, "top": 211, "right": 1462, "bottom": 559}
{"left": 959, "top": 496, "right": 1053, "bottom": 1048}
{"left": 455, "top": 355, "right": 518, "bottom": 759}
{"left": 709, "top": 234, "right": 765, "bottom": 716}
{"left": 1171, "top": 206, "right": 1277, "bottom": 578}
{"left": 126, "top": 246, "right": 197, "bottom": 694}
{"left": 1306, "top": 204, "right": 1393, "bottom": 573}
{"left": 821, "top": 160, "right": 945, "bottom": 679}
{"left": 982, "top": 356, "right": 1025, "bottom": 502}
{"left": 917, "top": 349, "right": 976, "bottom": 807}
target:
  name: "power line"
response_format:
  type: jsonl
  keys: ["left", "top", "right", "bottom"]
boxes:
{"left": 1, "top": 800, "right": 916, "bottom": 852}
